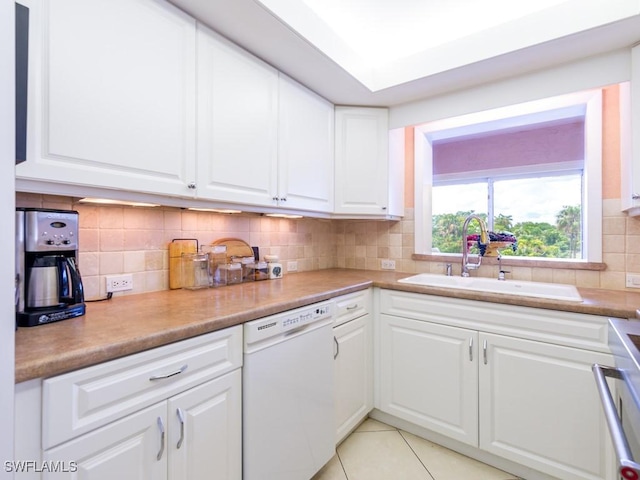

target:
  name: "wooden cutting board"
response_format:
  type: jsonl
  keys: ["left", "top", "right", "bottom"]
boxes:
{"left": 169, "top": 239, "right": 198, "bottom": 289}
{"left": 211, "top": 238, "right": 254, "bottom": 260}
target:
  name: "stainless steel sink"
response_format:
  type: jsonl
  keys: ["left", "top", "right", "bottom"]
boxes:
{"left": 398, "top": 273, "right": 582, "bottom": 302}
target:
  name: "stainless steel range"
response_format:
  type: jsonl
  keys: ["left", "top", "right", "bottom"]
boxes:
{"left": 593, "top": 318, "right": 640, "bottom": 480}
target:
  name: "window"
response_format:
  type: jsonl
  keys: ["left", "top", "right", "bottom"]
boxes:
{"left": 432, "top": 171, "right": 583, "bottom": 258}
{"left": 413, "top": 88, "right": 603, "bottom": 262}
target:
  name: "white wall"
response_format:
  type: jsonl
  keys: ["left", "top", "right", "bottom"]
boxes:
{"left": 390, "top": 48, "right": 631, "bottom": 129}
{"left": 0, "top": 0, "right": 16, "bottom": 476}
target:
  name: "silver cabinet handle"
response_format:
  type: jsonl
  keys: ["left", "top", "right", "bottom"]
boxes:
{"left": 156, "top": 416, "right": 165, "bottom": 461}
{"left": 176, "top": 408, "right": 186, "bottom": 449}
{"left": 272, "top": 196, "right": 279, "bottom": 202}
{"left": 334, "top": 336, "right": 339, "bottom": 359}
{"left": 149, "top": 364, "right": 188, "bottom": 381}
{"left": 187, "top": 182, "right": 196, "bottom": 189}
{"left": 592, "top": 364, "right": 640, "bottom": 478}
{"left": 632, "top": 193, "right": 640, "bottom": 200}
{"left": 483, "top": 339, "right": 488, "bottom": 365}
{"left": 469, "top": 337, "right": 473, "bottom": 362}
{"left": 346, "top": 304, "right": 358, "bottom": 310}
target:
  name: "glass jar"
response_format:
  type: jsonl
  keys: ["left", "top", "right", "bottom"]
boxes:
{"left": 233, "top": 257, "right": 256, "bottom": 282}
{"left": 202, "top": 245, "right": 228, "bottom": 288}
{"left": 181, "top": 252, "right": 209, "bottom": 289}
{"left": 220, "top": 263, "right": 243, "bottom": 285}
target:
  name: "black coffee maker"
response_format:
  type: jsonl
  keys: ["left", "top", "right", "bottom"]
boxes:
{"left": 16, "top": 208, "right": 85, "bottom": 327}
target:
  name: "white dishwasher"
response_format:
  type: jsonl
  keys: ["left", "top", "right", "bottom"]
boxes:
{"left": 243, "top": 300, "right": 335, "bottom": 480}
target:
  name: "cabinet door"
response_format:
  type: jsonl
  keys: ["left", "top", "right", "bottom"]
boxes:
{"left": 43, "top": 403, "right": 167, "bottom": 480}
{"left": 168, "top": 370, "right": 242, "bottom": 480}
{"left": 622, "top": 46, "right": 640, "bottom": 213}
{"left": 334, "top": 314, "right": 373, "bottom": 444}
{"left": 196, "top": 24, "right": 278, "bottom": 206}
{"left": 17, "top": 0, "right": 197, "bottom": 197}
{"left": 379, "top": 314, "right": 478, "bottom": 446}
{"left": 278, "top": 75, "right": 334, "bottom": 212}
{"left": 479, "top": 333, "right": 615, "bottom": 480}
{"left": 334, "top": 107, "right": 391, "bottom": 215}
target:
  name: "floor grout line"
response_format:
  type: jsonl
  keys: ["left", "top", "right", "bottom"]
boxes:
{"left": 335, "top": 450, "right": 349, "bottom": 480}
{"left": 398, "top": 430, "right": 436, "bottom": 480}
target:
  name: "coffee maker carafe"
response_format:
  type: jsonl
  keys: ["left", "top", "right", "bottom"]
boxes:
{"left": 16, "top": 208, "right": 86, "bottom": 327}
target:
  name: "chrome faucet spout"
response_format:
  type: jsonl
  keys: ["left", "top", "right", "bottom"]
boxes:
{"left": 461, "top": 214, "right": 489, "bottom": 277}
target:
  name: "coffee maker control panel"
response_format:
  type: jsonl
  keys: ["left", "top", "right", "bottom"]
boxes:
{"left": 24, "top": 209, "right": 79, "bottom": 252}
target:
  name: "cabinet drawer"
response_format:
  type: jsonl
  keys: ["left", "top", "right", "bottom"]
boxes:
{"left": 334, "top": 289, "right": 371, "bottom": 327}
{"left": 380, "top": 289, "right": 611, "bottom": 352}
{"left": 43, "top": 326, "right": 242, "bottom": 449}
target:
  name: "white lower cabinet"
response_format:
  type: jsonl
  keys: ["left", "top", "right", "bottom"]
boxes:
{"left": 15, "top": 326, "right": 242, "bottom": 480}
{"left": 478, "top": 333, "right": 612, "bottom": 480}
{"left": 378, "top": 289, "right": 616, "bottom": 480}
{"left": 43, "top": 402, "right": 167, "bottom": 480}
{"left": 379, "top": 315, "right": 478, "bottom": 446}
{"left": 43, "top": 371, "right": 241, "bottom": 480}
{"left": 333, "top": 290, "right": 373, "bottom": 443}
{"left": 167, "top": 371, "right": 242, "bottom": 480}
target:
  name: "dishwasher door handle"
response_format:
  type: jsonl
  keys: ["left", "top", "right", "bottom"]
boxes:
{"left": 592, "top": 363, "right": 640, "bottom": 478}
{"left": 285, "top": 324, "right": 311, "bottom": 337}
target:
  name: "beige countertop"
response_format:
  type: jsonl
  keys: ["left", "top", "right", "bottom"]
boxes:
{"left": 15, "top": 269, "right": 640, "bottom": 383}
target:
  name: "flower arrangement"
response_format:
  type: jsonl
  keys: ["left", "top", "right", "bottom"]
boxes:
{"left": 466, "top": 232, "right": 517, "bottom": 257}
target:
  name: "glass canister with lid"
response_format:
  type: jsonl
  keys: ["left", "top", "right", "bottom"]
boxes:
{"left": 233, "top": 256, "right": 256, "bottom": 282}
{"left": 202, "top": 245, "right": 228, "bottom": 288}
{"left": 181, "top": 252, "right": 210, "bottom": 289}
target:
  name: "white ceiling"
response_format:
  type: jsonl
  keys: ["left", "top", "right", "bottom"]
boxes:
{"left": 168, "top": 0, "right": 640, "bottom": 107}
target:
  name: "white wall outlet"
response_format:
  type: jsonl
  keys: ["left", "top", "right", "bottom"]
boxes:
{"left": 106, "top": 274, "right": 134, "bottom": 292}
{"left": 287, "top": 261, "right": 298, "bottom": 272}
{"left": 626, "top": 273, "right": 640, "bottom": 288}
{"left": 381, "top": 259, "right": 396, "bottom": 270}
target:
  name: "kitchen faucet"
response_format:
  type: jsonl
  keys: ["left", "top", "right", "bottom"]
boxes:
{"left": 461, "top": 214, "right": 489, "bottom": 277}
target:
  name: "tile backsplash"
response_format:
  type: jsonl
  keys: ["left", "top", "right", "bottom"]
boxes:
{"left": 16, "top": 193, "right": 639, "bottom": 298}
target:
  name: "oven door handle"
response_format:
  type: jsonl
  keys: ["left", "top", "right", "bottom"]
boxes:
{"left": 592, "top": 363, "right": 640, "bottom": 478}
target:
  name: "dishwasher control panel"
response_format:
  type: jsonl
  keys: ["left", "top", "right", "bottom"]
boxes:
{"left": 244, "top": 301, "right": 333, "bottom": 346}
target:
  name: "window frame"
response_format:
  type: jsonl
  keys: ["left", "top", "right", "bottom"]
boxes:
{"left": 413, "top": 89, "right": 602, "bottom": 263}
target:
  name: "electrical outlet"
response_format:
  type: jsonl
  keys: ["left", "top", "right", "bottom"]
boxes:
{"left": 106, "top": 274, "right": 134, "bottom": 292}
{"left": 287, "top": 261, "right": 298, "bottom": 272}
{"left": 381, "top": 259, "right": 396, "bottom": 270}
{"left": 626, "top": 274, "right": 640, "bottom": 289}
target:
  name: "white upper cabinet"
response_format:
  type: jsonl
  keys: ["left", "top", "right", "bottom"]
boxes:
{"left": 621, "top": 45, "right": 640, "bottom": 215}
{"left": 16, "top": 0, "right": 197, "bottom": 197}
{"left": 278, "top": 74, "right": 334, "bottom": 212}
{"left": 196, "top": 24, "right": 278, "bottom": 207}
{"left": 334, "top": 107, "right": 404, "bottom": 217}
{"left": 16, "top": 0, "right": 403, "bottom": 218}
{"left": 197, "top": 30, "right": 334, "bottom": 213}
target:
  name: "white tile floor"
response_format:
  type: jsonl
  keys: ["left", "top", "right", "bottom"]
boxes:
{"left": 312, "top": 419, "right": 522, "bottom": 480}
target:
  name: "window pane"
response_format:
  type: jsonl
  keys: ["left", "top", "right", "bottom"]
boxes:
{"left": 432, "top": 182, "right": 487, "bottom": 253}
{"left": 493, "top": 174, "right": 582, "bottom": 258}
